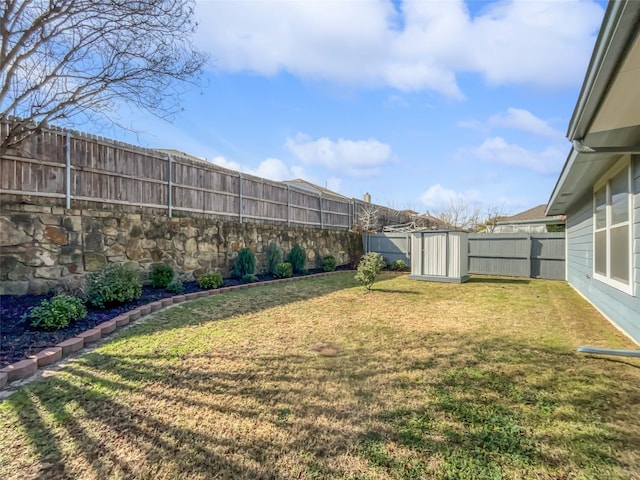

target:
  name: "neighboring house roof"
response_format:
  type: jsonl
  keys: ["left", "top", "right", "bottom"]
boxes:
{"left": 282, "top": 178, "right": 349, "bottom": 199}
{"left": 414, "top": 213, "right": 452, "bottom": 230}
{"left": 499, "top": 204, "right": 565, "bottom": 226}
{"left": 547, "top": 0, "right": 640, "bottom": 215}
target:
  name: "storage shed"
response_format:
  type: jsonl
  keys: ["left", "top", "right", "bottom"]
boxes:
{"left": 409, "top": 231, "right": 469, "bottom": 283}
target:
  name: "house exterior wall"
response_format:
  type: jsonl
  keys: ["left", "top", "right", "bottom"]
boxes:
{"left": 565, "top": 155, "right": 640, "bottom": 344}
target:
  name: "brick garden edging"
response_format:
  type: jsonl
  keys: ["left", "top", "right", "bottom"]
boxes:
{"left": 0, "top": 270, "right": 353, "bottom": 392}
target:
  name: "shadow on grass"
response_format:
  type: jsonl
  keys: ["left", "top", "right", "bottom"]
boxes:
{"left": 2, "top": 288, "right": 640, "bottom": 479}
{"left": 370, "top": 288, "right": 422, "bottom": 295}
{"left": 468, "top": 276, "right": 531, "bottom": 285}
{"left": 363, "top": 335, "right": 640, "bottom": 478}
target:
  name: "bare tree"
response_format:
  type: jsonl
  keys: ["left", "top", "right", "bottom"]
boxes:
{"left": 354, "top": 203, "right": 381, "bottom": 233}
{"left": 433, "top": 197, "right": 481, "bottom": 231}
{"left": 0, "top": 0, "right": 207, "bottom": 153}
{"left": 479, "top": 205, "right": 509, "bottom": 233}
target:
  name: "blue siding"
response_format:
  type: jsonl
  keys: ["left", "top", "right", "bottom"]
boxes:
{"left": 565, "top": 156, "right": 640, "bottom": 344}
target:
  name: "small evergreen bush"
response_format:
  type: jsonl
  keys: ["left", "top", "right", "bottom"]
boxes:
{"left": 390, "top": 259, "right": 407, "bottom": 271}
{"left": 287, "top": 244, "right": 306, "bottom": 273}
{"left": 242, "top": 273, "right": 258, "bottom": 283}
{"left": 275, "top": 262, "right": 293, "bottom": 278}
{"left": 233, "top": 247, "right": 256, "bottom": 278}
{"left": 355, "top": 252, "right": 386, "bottom": 290}
{"left": 166, "top": 278, "right": 184, "bottom": 293}
{"left": 265, "top": 241, "right": 283, "bottom": 275}
{"left": 87, "top": 263, "right": 142, "bottom": 308}
{"left": 151, "top": 263, "right": 174, "bottom": 288}
{"left": 321, "top": 255, "right": 337, "bottom": 272}
{"left": 28, "top": 294, "right": 87, "bottom": 330}
{"left": 198, "top": 272, "right": 223, "bottom": 289}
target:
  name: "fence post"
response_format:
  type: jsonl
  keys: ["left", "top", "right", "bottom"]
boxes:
{"left": 526, "top": 235, "right": 532, "bottom": 278}
{"left": 65, "top": 133, "right": 72, "bottom": 209}
{"left": 287, "top": 184, "right": 291, "bottom": 227}
{"left": 239, "top": 172, "right": 243, "bottom": 223}
{"left": 167, "top": 154, "right": 173, "bottom": 218}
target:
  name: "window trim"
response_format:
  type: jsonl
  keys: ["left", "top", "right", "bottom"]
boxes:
{"left": 592, "top": 156, "right": 634, "bottom": 295}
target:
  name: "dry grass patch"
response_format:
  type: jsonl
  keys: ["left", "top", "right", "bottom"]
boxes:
{"left": 1, "top": 273, "right": 639, "bottom": 480}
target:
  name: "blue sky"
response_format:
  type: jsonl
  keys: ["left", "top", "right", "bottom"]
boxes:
{"left": 103, "top": 0, "right": 606, "bottom": 217}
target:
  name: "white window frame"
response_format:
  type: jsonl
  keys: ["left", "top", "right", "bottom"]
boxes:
{"left": 592, "top": 156, "right": 634, "bottom": 295}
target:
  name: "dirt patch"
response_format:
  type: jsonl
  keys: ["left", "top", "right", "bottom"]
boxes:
{"left": 309, "top": 342, "right": 341, "bottom": 356}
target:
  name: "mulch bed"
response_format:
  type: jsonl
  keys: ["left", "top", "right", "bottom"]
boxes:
{"left": 0, "top": 267, "right": 349, "bottom": 367}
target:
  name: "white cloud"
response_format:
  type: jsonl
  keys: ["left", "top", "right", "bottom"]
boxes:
{"left": 209, "top": 155, "right": 305, "bottom": 182}
{"left": 326, "top": 177, "right": 343, "bottom": 193}
{"left": 195, "top": 0, "right": 603, "bottom": 96}
{"left": 488, "top": 108, "right": 564, "bottom": 139}
{"left": 463, "top": 137, "right": 565, "bottom": 174}
{"left": 419, "top": 184, "right": 480, "bottom": 210}
{"left": 210, "top": 155, "right": 242, "bottom": 172}
{"left": 285, "top": 133, "right": 393, "bottom": 177}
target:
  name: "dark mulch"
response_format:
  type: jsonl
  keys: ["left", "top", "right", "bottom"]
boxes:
{"left": 0, "top": 267, "right": 349, "bottom": 367}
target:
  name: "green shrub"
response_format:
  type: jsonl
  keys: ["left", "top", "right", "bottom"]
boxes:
{"left": 87, "top": 263, "right": 142, "bottom": 308}
{"left": 355, "top": 252, "right": 386, "bottom": 290}
{"left": 390, "top": 259, "right": 407, "bottom": 271}
{"left": 242, "top": 274, "right": 258, "bottom": 283}
{"left": 233, "top": 247, "right": 256, "bottom": 278}
{"left": 28, "top": 295, "right": 87, "bottom": 330}
{"left": 275, "top": 262, "right": 293, "bottom": 278}
{"left": 287, "top": 244, "right": 306, "bottom": 273}
{"left": 151, "top": 263, "right": 174, "bottom": 288}
{"left": 198, "top": 272, "right": 223, "bottom": 289}
{"left": 265, "top": 241, "right": 283, "bottom": 275}
{"left": 166, "top": 278, "right": 184, "bottom": 293}
{"left": 321, "top": 255, "right": 337, "bottom": 272}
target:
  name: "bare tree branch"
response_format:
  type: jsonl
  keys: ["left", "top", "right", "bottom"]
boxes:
{"left": 354, "top": 203, "right": 381, "bottom": 233}
{"left": 432, "top": 197, "right": 481, "bottom": 231}
{"left": 0, "top": 0, "right": 207, "bottom": 154}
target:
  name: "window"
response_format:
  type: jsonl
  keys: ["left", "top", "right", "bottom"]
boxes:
{"left": 593, "top": 160, "right": 633, "bottom": 294}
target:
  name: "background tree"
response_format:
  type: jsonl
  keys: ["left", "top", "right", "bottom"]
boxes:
{"left": 478, "top": 205, "right": 509, "bottom": 233}
{"left": 432, "top": 197, "right": 481, "bottom": 231}
{"left": 354, "top": 203, "right": 381, "bottom": 233}
{"left": 0, "top": 0, "right": 207, "bottom": 154}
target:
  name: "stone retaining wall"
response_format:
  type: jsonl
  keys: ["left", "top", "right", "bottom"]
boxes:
{"left": 0, "top": 203, "right": 363, "bottom": 295}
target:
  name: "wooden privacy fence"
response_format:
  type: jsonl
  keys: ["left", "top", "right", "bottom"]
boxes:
{"left": 363, "top": 231, "right": 566, "bottom": 280}
{"left": 0, "top": 121, "right": 408, "bottom": 229}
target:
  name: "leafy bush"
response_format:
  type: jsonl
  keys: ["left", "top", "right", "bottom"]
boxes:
{"left": 233, "top": 247, "right": 256, "bottom": 278}
{"left": 355, "top": 252, "right": 386, "bottom": 290}
{"left": 287, "top": 244, "right": 306, "bottom": 273}
{"left": 198, "top": 272, "right": 223, "bottom": 289}
{"left": 390, "top": 259, "right": 407, "bottom": 271}
{"left": 87, "top": 263, "right": 142, "bottom": 308}
{"left": 151, "top": 263, "right": 174, "bottom": 288}
{"left": 265, "top": 241, "right": 283, "bottom": 275}
{"left": 166, "top": 278, "right": 184, "bottom": 294}
{"left": 275, "top": 262, "right": 293, "bottom": 278}
{"left": 28, "top": 295, "right": 87, "bottom": 330}
{"left": 242, "top": 274, "right": 258, "bottom": 283}
{"left": 321, "top": 255, "right": 337, "bottom": 272}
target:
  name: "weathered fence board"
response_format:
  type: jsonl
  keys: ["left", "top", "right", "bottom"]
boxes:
{"left": 1, "top": 121, "right": 411, "bottom": 229}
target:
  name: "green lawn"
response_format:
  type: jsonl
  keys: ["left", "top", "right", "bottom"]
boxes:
{"left": 1, "top": 273, "right": 639, "bottom": 479}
